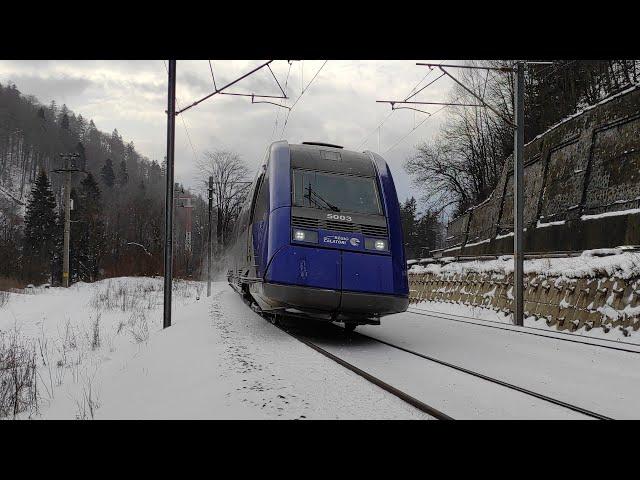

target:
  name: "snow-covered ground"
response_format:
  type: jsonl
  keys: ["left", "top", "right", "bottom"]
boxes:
{"left": 0, "top": 277, "right": 430, "bottom": 420}
{"left": 360, "top": 309, "right": 640, "bottom": 419}
{"left": 4, "top": 275, "right": 638, "bottom": 419}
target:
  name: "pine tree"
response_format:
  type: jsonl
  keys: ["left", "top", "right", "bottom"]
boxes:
{"left": 73, "top": 173, "right": 104, "bottom": 282}
{"left": 59, "top": 104, "right": 70, "bottom": 129}
{"left": 118, "top": 160, "right": 128, "bottom": 187}
{"left": 415, "top": 211, "right": 439, "bottom": 257}
{"left": 76, "top": 114, "right": 87, "bottom": 140}
{"left": 23, "top": 170, "right": 58, "bottom": 283}
{"left": 101, "top": 158, "right": 115, "bottom": 188}
{"left": 400, "top": 197, "right": 419, "bottom": 259}
{"left": 76, "top": 142, "right": 87, "bottom": 171}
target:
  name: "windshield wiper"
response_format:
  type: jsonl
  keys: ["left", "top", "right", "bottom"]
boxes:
{"left": 305, "top": 184, "right": 340, "bottom": 212}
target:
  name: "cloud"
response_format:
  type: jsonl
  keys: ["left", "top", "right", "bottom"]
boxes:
{"left": 0, "top": 59, "right": 455, "bottom": 205}
{"left": 2, "top": 74, "right": 92, "bottom": 105}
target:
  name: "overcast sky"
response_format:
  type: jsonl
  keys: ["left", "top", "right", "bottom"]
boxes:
{"left": 0, "top": 60, "right": 457, "bottom": 211}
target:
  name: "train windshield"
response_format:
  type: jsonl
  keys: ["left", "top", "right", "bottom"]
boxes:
{"left": 292, "top": 169, "right": 382, "bottom": 215}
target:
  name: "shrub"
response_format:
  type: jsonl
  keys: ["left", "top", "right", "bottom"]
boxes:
{"left": 0, "top": 330, "right": 39, "bottom": 418}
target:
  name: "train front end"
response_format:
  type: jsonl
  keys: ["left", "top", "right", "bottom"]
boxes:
{"left": 252, "top": 141, "right": 409, "bottom": 325}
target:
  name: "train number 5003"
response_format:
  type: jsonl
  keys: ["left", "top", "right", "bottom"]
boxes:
{"left": 327, "top": 213, "right": 352, "bottom": 222}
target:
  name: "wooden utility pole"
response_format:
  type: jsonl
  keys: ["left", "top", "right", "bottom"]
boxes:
{"left": 53, "top": 153, "right": 80, "bottom": 287}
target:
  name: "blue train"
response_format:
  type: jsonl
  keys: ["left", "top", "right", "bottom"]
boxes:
{"left": 227, "top": 141, "right": 409, "bottom": 331}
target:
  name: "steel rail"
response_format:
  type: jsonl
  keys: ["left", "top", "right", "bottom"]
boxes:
{"left": 242, "top": 293, "right": 612, "bottom": 419}
{"left": 351, "top": 326, "right": 612, "bottom": 420}
{"left": 261, "top": 314, "right": 452, "bottom": 420}
{"left": 406, "top": 306, "right": 640, "bottom": 354}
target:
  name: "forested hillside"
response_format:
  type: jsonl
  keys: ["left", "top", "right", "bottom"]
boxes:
{"left": 0, "top": 81, "right": 207, "bottom": 285}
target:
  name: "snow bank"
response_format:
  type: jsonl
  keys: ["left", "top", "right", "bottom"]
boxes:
{"left": 409, "top": 249, "right": 640, "bottom": 280}
{"left": 2, "top": 277, "right": 427, "bottom": 420}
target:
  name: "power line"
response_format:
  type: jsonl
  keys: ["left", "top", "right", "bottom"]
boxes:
{"left": 383, "top": 100, "right": 454, "bottom": 154}
{"left": 435, "top": 65, "right": 515, "bottom": 126}
{"left": 382, "top": 61, "right": 519, "bottom": 153}
{"left": 405, "top": 72, "right": 446, "bottom": 101}
{"left": 271, "top": 61, "right": 293, "bottom": 142}
{"left": 404, "top": 67, "right": 437, "bottom": 100}
{"left": 378, "top": 100, "right": 484, "bottom": 107}
{"left": 280, "top": 60, "right": 329, "bottom": 138}
{"left": 177, "top": 61, "right": 274, "bottom": 115}
{"left": 356, "top": 110, "right": 394, "bottom": 150}
{"left": 163, "top": 61, "right": 199, "bottom": 164}
{"left": 356, "top": 61, "right": 448, "bottom": 151}
{"left": 267, "top": 63, "right": 287, "bottom": 97}
{"left": 208, "top": 60, "right": 217, "bottom": 90}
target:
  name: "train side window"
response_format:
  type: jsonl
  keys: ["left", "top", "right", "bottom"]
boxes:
{"left": 251, "top": 169, "right": 270, "bottom": 224}
{"left": 249, "top": 173, "right": 264, "bottom": 223}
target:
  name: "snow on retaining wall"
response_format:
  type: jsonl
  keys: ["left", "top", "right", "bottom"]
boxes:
{"left": 408, "top": 250, "right": 640, "bottom": 336}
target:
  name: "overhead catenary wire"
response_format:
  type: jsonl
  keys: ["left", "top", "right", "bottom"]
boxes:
{"left": 380, "top": 61, "right": 510, "bottom": 154}
{"left": 173, "top": 60, "right": 294, "bottom": 157}
{"left": 383, "top": 99, "right": 455, "bottom": 154}
{"left": 206, "top": 60, "right": 288, "bottom": 102}
{"left": 404, "top": 67, "right": 437, "bottom": 100}
{"left": 404, "top": 72, "right": 446, "bottom": 101}
{"left": 176, "top": 61, "right": 275, "bottom": 115}
{"left": 356, "top": 110, "right": 394, "bottom": 150}
{"left": 356, "top": 61, "right": 448, "bottom": 151}
{"left": 208, "top": 60, "right": 217, "bottom": 90}
{"left": 163, "top": 60, "right": 199, "bottom": 164}
{"left": 271, "top": 61, "right": 293, "bottom": 143}
{"left": 280, "top": 60, "right": 329, "bottom": 138}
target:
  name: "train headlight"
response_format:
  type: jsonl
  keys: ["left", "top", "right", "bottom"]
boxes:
{"left": 365, "top": 238, "right": 388, "bottom": 251}
{"left": 292, "top": 229, "right": 318, "bottom": 243}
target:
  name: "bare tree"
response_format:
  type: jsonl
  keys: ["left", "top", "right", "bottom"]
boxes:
{"left": 406, "top": 60, "right": 513, "bottom": 217}
{"left": 406, "top": 60, "right": 640, "bottom": 218}
{"left": 194, "top": 149, "right": 250, "bottom": 250}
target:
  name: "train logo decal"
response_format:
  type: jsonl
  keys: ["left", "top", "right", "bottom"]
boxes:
{"left": 323, "top": 234, "right": 350, "bottom": 246}
{"left": 349, "top": 237, "right": 361, "bottom": 247}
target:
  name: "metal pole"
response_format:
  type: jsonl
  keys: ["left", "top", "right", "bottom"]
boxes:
{"left": 513, "top": 61, "right": 525, "bottom": 326}
{"left": 62, "top": 167, "right": 71, "bottom": 288}
{"left": 207, "top": 176, "right": 213, "bottom": 297}
{"left": 217, "top": 205, "right": 223, "bottom": 256}
{"left": 163, "top": 59, "right": 176, "bottom": 329}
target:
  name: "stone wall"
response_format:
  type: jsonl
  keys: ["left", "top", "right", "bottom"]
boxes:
{"left": 442, "top": 85, "right": 640, "bottom": 256}
{"left": 408, "top": 252, "right": 640, "bottom": 336}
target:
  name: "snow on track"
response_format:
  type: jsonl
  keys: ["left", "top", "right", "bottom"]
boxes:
{"left": 294, "top": 325, "right": 590, "bottom": 419}
{"left": 359, "top": 310, "right": 640, "bottom": 419}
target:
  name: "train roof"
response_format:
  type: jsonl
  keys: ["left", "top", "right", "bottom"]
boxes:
{"left": 288, "top": 142, "right": 377, "bottom": 177}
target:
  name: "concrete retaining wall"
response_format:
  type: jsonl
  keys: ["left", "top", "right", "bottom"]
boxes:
{"left": 444, "top": 84, "right": 640, "bottom": 256}
{"left": 408, "top": 259, "right": 640, "bottom": 336}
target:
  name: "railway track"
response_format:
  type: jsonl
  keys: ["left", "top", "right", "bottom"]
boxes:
{"left": 276, "top": 321, "right": 453, "bottom": 420}
{"left": 256, "top": 307, "right": 612, "bottom": 420}
{"left": 407, "top": 306, "right": 640, "bottom": 354}
{"left": 242, "top": 296, "right": 449, "bottom": 419}
{"left": 352, "top": 326, "right": 612, "bottom": 420}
